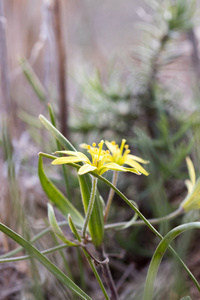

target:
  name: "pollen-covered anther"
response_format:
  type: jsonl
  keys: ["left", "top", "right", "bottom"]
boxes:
{"left": 87, "top": 145, "right": 91, "bottom": 149}
{"left": 125, "top": 145, "right": 129, "bottom": 149}
{"left": 92, "top": 142, "right": 96, "bottom": 147}
{"left": 111, "top": 141, "right": 116, "bottom": 145}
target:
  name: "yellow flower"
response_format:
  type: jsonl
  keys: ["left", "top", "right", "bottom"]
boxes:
{"left": 180, "top": 157, "right": 200, "bottom": 212}
{"left": 105, "top": 139, "right": 149, "bottom": 176}
{"left": 52, "top": 140, "right": 141, "bottom": 176}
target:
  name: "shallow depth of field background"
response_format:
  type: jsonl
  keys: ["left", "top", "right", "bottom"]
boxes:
{"left": 1, "top": 0, "right": 200, "bottom": 299}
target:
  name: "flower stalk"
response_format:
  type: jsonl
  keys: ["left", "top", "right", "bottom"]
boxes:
{"left": 82, "top": 176, "right": 98, "bottom": 239}
{"left": 104, "top": 171, "right": 118, "bottom": 223}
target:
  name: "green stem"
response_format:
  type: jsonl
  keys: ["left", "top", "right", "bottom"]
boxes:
{"left": 82, "top": 176, "right": 98, "bottom": 238}
{"left": 83, "top": 249, "right": 110, "bottom": 300}
{"left": 104, "top": 171, "right": 118, "bottom": 223}
{"left": 105, "top": 206, "right": 183, "bottom": 230}
{"left": 0, "top": 244, "right": 68, "bottom": 263}
{"left": 68, "top": 215, "right": 109, "bottom": 299}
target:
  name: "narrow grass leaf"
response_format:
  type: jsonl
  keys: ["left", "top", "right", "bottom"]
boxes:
{"left": 0, "top": 222, "right": 92, "bottom": 300}
{"left": 68, "top": 215, "right": 82, "bottom": 242}
{"left": 143, "top": 222, "right": 200, "bottom": 300}
{"left": 20, "top": 57, "right": 46, "bottom": 103}
{"left": 48, "top": 204, "right": 78, "bottom": 246}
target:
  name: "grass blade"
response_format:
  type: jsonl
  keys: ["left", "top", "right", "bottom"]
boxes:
{"left": 0, "top": 222, "right": 92, "bottom": 300}
{"left": 143, "top": 222, "right": 200, "bottom": 300}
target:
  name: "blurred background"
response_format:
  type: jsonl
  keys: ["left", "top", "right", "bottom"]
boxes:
{"left": 1, "top": 0, "right": 200, "bottom": 299}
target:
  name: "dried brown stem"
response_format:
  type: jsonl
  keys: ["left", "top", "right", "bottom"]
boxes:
{"left": 53, "top": 0, "right": 68, "bottom": 138}
{"left": 188, "top": 28, "right": 200, "bottom": 87}
{"left": 99, "top": 245, "right": 119, "bottom": 300}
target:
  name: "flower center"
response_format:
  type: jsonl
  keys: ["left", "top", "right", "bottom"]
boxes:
{"left": 83, "top": 140, "right": 110, "bottom": 169}
{"left": 111, "top": 139, "right": 130, "bottom": 165}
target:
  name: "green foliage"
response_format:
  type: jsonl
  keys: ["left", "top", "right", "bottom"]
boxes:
{"left": 47, "top": 203, "right": 78, "bottom": 246}
{"left": 143, "top": 222, "right": 200, "bottom": 300}
{"left": 0, "top": 222, "right": 92, "bottom": 300}
{"left": 38, "top": 154, "right": 84, "bottom": 227}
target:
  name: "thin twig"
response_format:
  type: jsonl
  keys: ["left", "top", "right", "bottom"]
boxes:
{"left": 188, "top": 28, "right": 200, "bottom": 88}
{"left": 83, "top": 246, "right": 109, "bottom": 265}
{"left": 99, "top": 245, "right": 119, "bottom": 300}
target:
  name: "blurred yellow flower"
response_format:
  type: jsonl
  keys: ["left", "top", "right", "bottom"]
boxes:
{"left": 52, "top": 140, "right": 141, "bottom": 176}
{"left": 105, "top": 139, "right": 149, "bottom": 176}
{"left": 180, "top": 157, "right": 200, "bottom": 212}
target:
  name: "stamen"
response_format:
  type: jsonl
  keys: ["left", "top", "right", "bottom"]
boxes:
{"left": 98, "top": 140, "right": 104, "bottom": 160}
{"left": 92, "top": 142, "right": 96, "bottom": 147}
{"left": 120, "top": 139, "right": 126, "bottom": 155}
{"left": 87, "top": 145, "right": 91, "bottom": 149}
{"left": 111, "top": 141, "right": 116, "bottom": 145}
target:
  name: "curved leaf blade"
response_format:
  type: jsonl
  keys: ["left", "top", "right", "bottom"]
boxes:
{"left": 143, "top": 222, "right": 200, "bottom": 300}
{"left": 48, "top": 204, "right": 78, "bottom": 246}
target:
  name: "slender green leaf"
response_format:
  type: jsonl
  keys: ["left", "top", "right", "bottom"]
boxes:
{"left": 48, "top": 104, "right": 72, "bottom": 201}
{"left": 20, "top": 57, "right": 46, "bottom": 103}
{"left": 48, "top": 204, "right": 78, "bottom": 246}
{"left": 143, "top": 222, "right": 200, "bottom": 300}
{"left": 0, "top": 222, "right": 92, "bottom": 300}
{"left": 38, "top": 154, "right": 84, "bottom": 228}
{"left": 39, "top": 114, "right": 76, "bottom": 151}
{"left": 68, "top": 215, "right": 82, "bottom": 242}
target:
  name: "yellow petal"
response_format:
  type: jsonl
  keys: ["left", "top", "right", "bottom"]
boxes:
{"left": 78, "top": 164, "right": 97, "bottom": 175}
{"left": 79, "top": 143, "right": 89, "bottom": 149}
{"left": 181, "top": 178, "right": 200, "bottom": 211}
{"left": 122, "top": 167, "right": 141, "bottom": 175}
{"left": 100, "top": 162, "right": 127, "bottom": 173}
{"left": 105, "top": 141, "right": 117, "bottom": 154}
{"left": 127, "top": 154, "right": 149, "bottom": 164}
{"left": 125, "top": 158, "right": 149, "bottom": 175}
{"left": 186, "top": 157, "right": 196, "bottom": 186}
{"left": 52, "top": 157, "right": 83, "bottom": 165}
{"left": 55, "top": 151, "right": 90, "bottom": 163}
{"left": 185, "top": 179, "right": 194, "bottom": 194}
